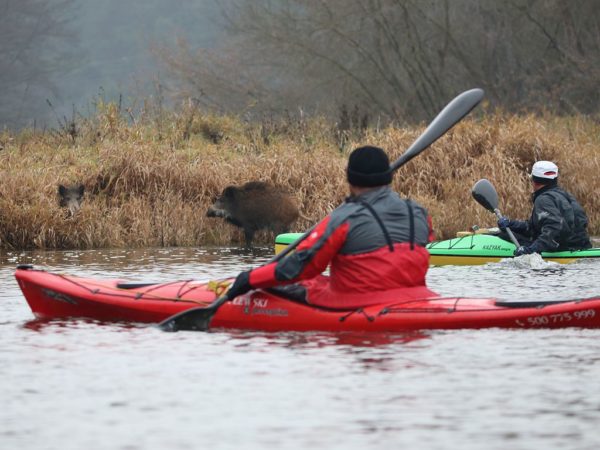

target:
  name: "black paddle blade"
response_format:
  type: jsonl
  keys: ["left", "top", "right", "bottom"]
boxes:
{"left": 471, "top": 179, "right": 499, "bottom": 212}
{"left": 157, "top": 305, "right": 218, "bottom": 332}
{"left": 390, "top": 88, "right": 484, "bottom": 171}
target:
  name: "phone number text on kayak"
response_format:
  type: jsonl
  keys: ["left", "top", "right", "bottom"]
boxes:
{"left": 516, "top": 309, "right": 596, "bottom": 327}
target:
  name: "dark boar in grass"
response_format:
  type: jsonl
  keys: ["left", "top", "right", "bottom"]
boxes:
{"left": 207, "top": 181, "right": 299, "bottom": 246}
{"left": 58, "top": 183, "right": 84, "bottom": 217}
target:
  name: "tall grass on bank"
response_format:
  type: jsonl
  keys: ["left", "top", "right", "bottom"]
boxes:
{"left": 0, "top": 107, "right": 598, "bottom": 250}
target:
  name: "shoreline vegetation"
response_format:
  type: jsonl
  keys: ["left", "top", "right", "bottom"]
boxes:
{"left": 1, "top": 105, "right": 599, "bottom": 250}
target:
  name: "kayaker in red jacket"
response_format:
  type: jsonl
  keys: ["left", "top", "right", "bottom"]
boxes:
{"left": 225, "top": 145, "right": 437, "bottom": 309}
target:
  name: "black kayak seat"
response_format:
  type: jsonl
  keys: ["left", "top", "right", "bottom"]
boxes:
{"left": 495, "top": 299, "right": 576, "bottom": 308}
{"left": 116, "top": 282, "right": 159, "bottom": 290}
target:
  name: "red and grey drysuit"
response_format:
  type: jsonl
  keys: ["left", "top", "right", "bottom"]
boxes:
{"left": 502, "top": 184, "right": 591, "bottom": 253}
{"left": 249, "top": 186, "right": 436, "bottom": 309}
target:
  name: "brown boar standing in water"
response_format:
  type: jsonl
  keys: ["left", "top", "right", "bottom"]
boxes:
{"left": 58, "top": 184, "right": 84, "bottom": 217}
{"left": 207, "top": 181, "right": 300, "bottom": 247}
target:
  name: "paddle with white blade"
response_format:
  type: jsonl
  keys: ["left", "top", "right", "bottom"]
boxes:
{"left": 471, "top": 178, "right": 521, "bottom": 247}
{"left": 158, "top": 88, "right": 485, "bottom": 332}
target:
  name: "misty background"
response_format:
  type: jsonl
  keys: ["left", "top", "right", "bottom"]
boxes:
{"left": 2, "top": 0, "right": 599, "bottom": 130}
{"left": 1, "top": 0, "right": 223, "bottom": 129}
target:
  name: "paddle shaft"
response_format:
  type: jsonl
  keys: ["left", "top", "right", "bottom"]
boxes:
{"left": 471, "top": 178, "right": 521, "bottom": 248}
{"left": 493, "top": 208, "right": 520, "bottom": 247}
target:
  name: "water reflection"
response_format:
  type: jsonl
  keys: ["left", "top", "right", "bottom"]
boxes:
{"left": 214, "top": 329, "right": 433, "bottom": 372}
{"left": 23, "top": 316, "right": 430, "bottom": 351}
{"left": 22, "top": 317, "right": 147, "bottom": 333}
{"left": 428, "top": 258, "right": 599, "bottom": 300}
{"left": 221, "top": 329, "right": 430, "bottom": 348}
{"left": 1, "top": 245, "right": 273, "bottom": 271}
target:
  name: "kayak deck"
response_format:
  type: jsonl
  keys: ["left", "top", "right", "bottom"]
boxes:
{"left": 15, "top": 266, "right": 600, "bottom": 331}
{"left": 426, "top": 234, "right": 600, "bottom": 265}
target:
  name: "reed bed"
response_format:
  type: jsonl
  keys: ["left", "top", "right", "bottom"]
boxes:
{"left": 0, "top": 109, "right": 598, "bottom": 250}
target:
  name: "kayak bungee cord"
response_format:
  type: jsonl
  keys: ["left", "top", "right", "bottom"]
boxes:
{"left": 338, "top": 308, "right": 376, "bottom": 322}
{"left": 41, "top": 270, "right": 415, "bottom": 322}
{"left": 53, "top": 273, "right": 213, "bottom": 305}
{"left": 52, "top": 270, "right": 600, "bottom": 315}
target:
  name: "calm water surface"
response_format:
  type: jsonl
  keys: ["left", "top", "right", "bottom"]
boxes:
{"left": 1, "top": 247, "right": 600, "bottom": 450}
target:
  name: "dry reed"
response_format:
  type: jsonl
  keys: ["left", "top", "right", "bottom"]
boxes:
{"left": 0, "top": 109, "right": 598, "bottom": 250}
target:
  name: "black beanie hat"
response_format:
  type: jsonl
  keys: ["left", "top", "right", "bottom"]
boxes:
{"left": 347, "top": 146, "right": 392, "bottom": 187}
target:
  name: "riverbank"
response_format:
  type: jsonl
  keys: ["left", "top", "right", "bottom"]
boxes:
{"left": 1, "top": 107, "right": 598, "bottom": 249}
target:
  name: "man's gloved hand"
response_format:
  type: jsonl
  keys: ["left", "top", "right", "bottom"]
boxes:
{"left": 514, "top": 243, "right": 540, "bottom": 257}
{"left": 225, "top": 271, "right": 252, "bottom": 300}
{"left": 497, "top": 216, "right": 511, "bottom": 230}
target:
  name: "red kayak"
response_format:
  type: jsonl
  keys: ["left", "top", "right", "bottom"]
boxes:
{"left": 15, "top": 265, "right": 600, "bottom": 331}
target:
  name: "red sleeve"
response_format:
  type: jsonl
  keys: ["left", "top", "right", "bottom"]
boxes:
{"left": 250, "top": 216, "right": 348, "bottom": 288}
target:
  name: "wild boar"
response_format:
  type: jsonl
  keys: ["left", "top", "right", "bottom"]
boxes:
{"left": 207, "top": 181, "right": 300, "bottom": 246}
{"left": 58, "top": 183, "right": 84, "bottom": 217}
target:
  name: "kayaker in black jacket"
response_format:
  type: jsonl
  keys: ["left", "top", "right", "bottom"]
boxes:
{"left": 497, "top": 160, "right": 592, "bottom": 256}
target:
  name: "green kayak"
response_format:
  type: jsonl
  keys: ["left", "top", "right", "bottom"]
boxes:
{"left": 274, "top": 232, "right": 600, "bottom": 266}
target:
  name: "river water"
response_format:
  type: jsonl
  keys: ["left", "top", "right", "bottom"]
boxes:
{"left": 1, "top": 247, "right": 600, "bottom": 450}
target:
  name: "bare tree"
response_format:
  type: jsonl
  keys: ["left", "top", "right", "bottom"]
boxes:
{"left": 0, "top": 0, "right": 78, "bottom": 128}
{"left": 154, "top": 37, "right": 275, "bottom": 114}
{"left": 158, "top": 0, "right": 600, "bottom": 121}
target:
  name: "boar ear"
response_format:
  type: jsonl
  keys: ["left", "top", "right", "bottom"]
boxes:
{"left": 77, "top": 184, "right": 85, "bottom": 196}
{"left": 58, "top": 184, "right": 67, "bottom": 196}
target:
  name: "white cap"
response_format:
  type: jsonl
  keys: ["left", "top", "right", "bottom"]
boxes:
{"left": 531, "top": 161, "right": 558, "bottom": 180}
